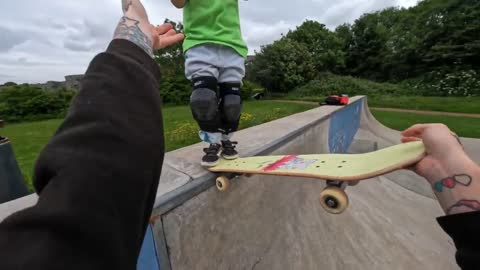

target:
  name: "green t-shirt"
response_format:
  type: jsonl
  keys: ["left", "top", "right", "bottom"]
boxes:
{"left": 183, "top": 0, "right": 248, "bottom": 57}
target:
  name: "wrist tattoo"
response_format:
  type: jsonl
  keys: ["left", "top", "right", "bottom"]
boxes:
{"left": 122, "top": 0, "right": 133, "bottom": 12}
{"left": 114, "top": 16, "right": 154, "bottom": 58}
{"left": 433, "top": 174, "right": 472, "bottom": 192}
{"left": 447, "top": 200, "right": 480, "bottom": 215}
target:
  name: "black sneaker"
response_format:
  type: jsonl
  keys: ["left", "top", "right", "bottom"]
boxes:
{"left": 201, "top": 143, "right": 222, "bottom": 167}
{"left": 221, "top": 140, "right": 239, "bottom": 160}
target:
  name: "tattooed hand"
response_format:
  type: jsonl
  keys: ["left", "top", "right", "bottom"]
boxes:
{"left": 114, "top": 0, "right": 184, "bottom": 58}
{"left": 402, "top": 124, "right": 480, "bottom": 215}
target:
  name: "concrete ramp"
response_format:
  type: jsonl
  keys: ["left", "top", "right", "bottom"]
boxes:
{"left": 2, "top": 96, "right": 478, "bottom": 269}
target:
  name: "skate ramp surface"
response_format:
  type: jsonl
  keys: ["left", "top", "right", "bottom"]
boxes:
{"left": 154, "top": 96, "right": 471, "bottom": 269}
{"left": 2, "top": 96, "right": 478, "bottom": 270}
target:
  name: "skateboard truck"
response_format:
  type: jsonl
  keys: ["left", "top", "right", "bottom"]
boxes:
{"left": 215, "top": 176, "right": 351, "bottom": 214}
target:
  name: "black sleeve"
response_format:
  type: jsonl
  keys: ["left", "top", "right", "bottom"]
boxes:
{"left": 0, "top": 39, "right": 164, "bottom": 270}
{"left": 437, "top": 211, "right": 480, "bottom": 270}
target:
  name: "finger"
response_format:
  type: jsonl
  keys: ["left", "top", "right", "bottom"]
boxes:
{"left": 155, "top": 23, "right": 174, "bottom": 35}
{"left": 158, "top": 33, "right": 185, "bottom": 49}
{"left": 401, "top": 137, "right": 422, "bottom": 143}
{"left": 401, "top": 124, "right": 428, "bottom": 137}
{"left": 163, "top": 29, "right": 177, "bottom": 37}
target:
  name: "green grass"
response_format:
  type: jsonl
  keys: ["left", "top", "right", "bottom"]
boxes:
{"left": 1, "top": 119, "right": 61, "bottom": 191}
{"left": 162, "top": 101, "right": 316, "bottom": 150}
{"left": 277, "top": 95, "right": 480, "bottom": 114}
{"left": 372, "top": 111, "right": 480, "bottom": 138}
{"left": 2, "top": 101, "right": 315, "bottom": 190}
{"left": 368, "top": 96, "right": 480, "bottom": 114}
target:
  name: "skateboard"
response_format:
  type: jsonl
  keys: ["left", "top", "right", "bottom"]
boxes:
{"left": 208, "top": 141, "right": 426, "bottom": 214}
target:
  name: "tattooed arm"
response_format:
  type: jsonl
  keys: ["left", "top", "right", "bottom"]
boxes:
{"left": 114, "top": 0, "right": 184, "bottom": 58}
{"left": 403, "top": 124, "right": 480, "bottom": 270}
{"left": 0, "top": 2, "right": 183, "bottom": 269}
{"left": 402, "top": 124, "right": 480, "bottom": 215}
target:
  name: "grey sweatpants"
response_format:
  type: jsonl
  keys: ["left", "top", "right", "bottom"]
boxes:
{"left": 185, "top": 43, "right": 245, "bottom": 83}
{"left": 185, "top": 43, "right": 246, "bottom": 144}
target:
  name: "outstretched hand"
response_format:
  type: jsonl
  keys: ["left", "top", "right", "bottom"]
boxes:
{"left": 114, "top": 0, "right": 184, "bottom": 57}
{"left": 151, "top": 23, "right": 184, "bottom": 50}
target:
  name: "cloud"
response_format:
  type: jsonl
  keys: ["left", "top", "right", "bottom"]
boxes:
{"left": 0, "top": 26, "right": 28, "bottom": 52}
{"left": 62, "top": 19, "right": 113, "bottom": 52}
{"left": 1, "top": 0, "right": 418, "bottom": 84}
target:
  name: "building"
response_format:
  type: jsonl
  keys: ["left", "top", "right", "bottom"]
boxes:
{"left": 65, "top": 75, "right": 84, "bottom": 92}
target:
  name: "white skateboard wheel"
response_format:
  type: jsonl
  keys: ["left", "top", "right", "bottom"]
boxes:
{"left": 216, "top": 176, "right": 230, "bottom": 192}
{"left": 319, "top": 186, "right": 349, "bottom": 214}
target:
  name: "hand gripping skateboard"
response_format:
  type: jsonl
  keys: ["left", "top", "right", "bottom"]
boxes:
{"left": 208, "top": 141, "right": 426, "bottom": 214}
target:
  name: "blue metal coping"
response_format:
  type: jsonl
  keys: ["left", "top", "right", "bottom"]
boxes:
{"left": 328, "top": 100, "right": 363, "bottom": 153}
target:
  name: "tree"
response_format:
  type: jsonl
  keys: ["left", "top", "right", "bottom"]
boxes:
{"left": 155, "top": 19, "right": 185, "bottom": 76}
{"left": 344, "top": 9, "right": 403, "bottom": 80}
{"left": 250, "top": 38, "right": 315, "bottom": 93}
{"left": 286, "top": 20, "right": 345, "bottom": 73}
{"left": 154, "top": 19, "right": 191, "bottom": 104}
{"left": 334, "top": 24, "right": 353, "bottom": 74}
{"left": 1, "top": 82, "right": 17, "bottom": 87}
{"left": 341, "top": 0, "right": 480, "bottom": 82}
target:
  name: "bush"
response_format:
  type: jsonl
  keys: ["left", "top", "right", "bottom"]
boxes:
{"left": 250, "top": 38, "right": 316, "bottom": 93}
{"left": 159, "top": 75, "right": 191, "bottom": 105}
{"left": 242, "top": 80, "right": 264, "bottom": 100}
{"left": 0, "top": 85, "right": 76, "bottom": 122}
{"left": 402, "top": 69, "right": 480, "bottom": 97}
{"left": 288, "top": 74, "right": 411, "bottom": 99}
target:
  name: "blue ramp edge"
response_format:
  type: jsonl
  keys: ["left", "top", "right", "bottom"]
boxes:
{"left": 137, "top": 224, "right": 160, "bottom": 270}
{"left": 328, "top": 101, "right": 362, "bottom": 153}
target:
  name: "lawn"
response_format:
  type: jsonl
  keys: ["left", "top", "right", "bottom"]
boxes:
{"left": 1, "top": 101, "right": 316, "bottom": 190}
{"left": 279, "top": 95, "right": 480, "bottom": 115}
{"left": 367, "top": 96, "right": 480, "bottom": 114}
{"left": 372, "top": 111, "right": 480, "bottom": 138}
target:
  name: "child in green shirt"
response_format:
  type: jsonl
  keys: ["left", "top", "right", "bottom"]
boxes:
{"left": 172, "top": 0, "right": 248, "bottom": 166}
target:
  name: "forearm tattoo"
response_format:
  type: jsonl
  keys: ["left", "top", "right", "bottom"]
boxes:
{"left": 433, "top": 174, "right": 472, "bottom": 192}
{"left": 122, "top": 0, "right": 133, "bottom": 12}
{"left": 447, "top": 200, "right": 480, "bottom": 215}
{"left": 432, "top": 174, "right": 480, "bottom": 214}
{"left": 114, "top": 16, "right": 154, "bottom": 58}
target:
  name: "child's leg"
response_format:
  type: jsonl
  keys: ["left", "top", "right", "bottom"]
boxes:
{"left": 185, "top": 45, "right": 223, "bottom": 144}
{"left": 185, "top": 44, "right": 223, "bottom": 166}
{"left": 218, "top": 46, "right": 246, "bottom": 138}
{"left": 218, "top": 82, "right": 242, "bottom": 136}
{"left": 217, "top": 46, "right": 246, "bottom": 159}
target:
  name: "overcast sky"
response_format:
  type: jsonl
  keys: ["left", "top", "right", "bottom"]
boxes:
{"left": 1, "top": 0, "right": 417, "bottom": 84}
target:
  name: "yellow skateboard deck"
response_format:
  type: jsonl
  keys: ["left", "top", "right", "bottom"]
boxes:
{"left": 209, "top": 141, "right": 425, "bottom": 181}
{"left": 209, "top": 141, "right": 425, "bottom": 214}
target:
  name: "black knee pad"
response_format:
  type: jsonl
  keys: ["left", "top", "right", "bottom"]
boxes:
{"left": 190, "top": 77, "right": 221, "bottom": 132}
{"left": 219, "top": 82, "right": 242, "bottom": 134}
